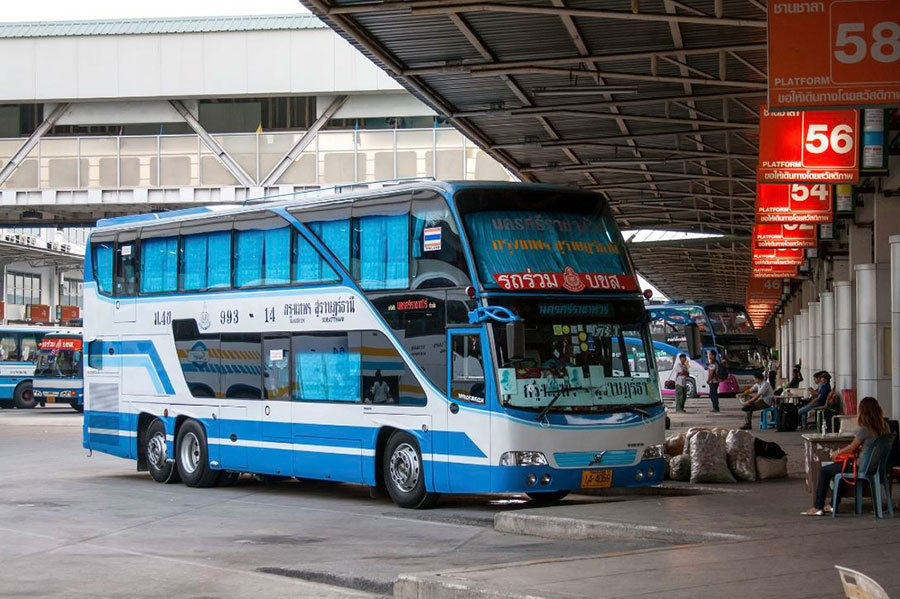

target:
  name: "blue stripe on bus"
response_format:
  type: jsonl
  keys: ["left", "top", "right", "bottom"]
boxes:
{"left": 94, "top": 340, "right": 174, "bottom": 395}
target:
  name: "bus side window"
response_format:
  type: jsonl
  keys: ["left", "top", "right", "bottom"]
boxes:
{"left": 18, "top": 333, "right": 40, "bottom": 362}
{"left": 233, "top": 213, "right": 292, "bottom": 288}
{"left": 352, "top": 193, "right": 411, "bottom": 290}
{"left": 451, "top": 334, "right": 484, "bottom": 403}
{"left": 411, "top": 191, "right": 471, "bottom": 289}
{"left": 115, "top": 232, "right": 138, "bottom": 297}
{"left": 180, "top": 217, "right": 233, "bottom": 291}
{"left": 0, "top": 333, "right": 18, "bottom": 361}
{"left": 87, "top": 340, "right": 103, "bottom": 370}
{"left": 90, "top": 236, "right": 115, "bottom": 295}
{"left": 140, "top": 224, "right": 179, "bottom": 294}
{"left": 293, "top": 230, "right": 339, "bottom": 284}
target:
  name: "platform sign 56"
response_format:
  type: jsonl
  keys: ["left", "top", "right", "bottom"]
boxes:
{"left": 756, "top": 184, "right": 833, "bottom": 224}
{"left": 752, "top": 247, "right": 806, "bottom": 265}
{"left": 768, "top": 0, "right": 900, "bottom": 109}
{"left": 757, "top": 106, "right": 859, "bottom": 184}
{"left": 754, "top": 224, "right": 818, "bottom": 248}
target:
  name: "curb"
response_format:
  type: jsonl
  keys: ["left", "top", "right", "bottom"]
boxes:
{"left": 494, "top": 512, "right": 750, "bottom": 544}
{"left": 394, "top": 574, "right": 556, "bottom": 599}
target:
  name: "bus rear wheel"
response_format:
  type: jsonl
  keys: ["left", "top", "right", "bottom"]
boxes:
{"left": 383, "top": 431, "right": 439, "bottom": 509}
{"left": 176, "top": 419, "right": 220, "bottom": 488}
{"left": 146, "top": 419, "right": 180, "bottom": 484}
{"left": 13, "top": 383, "right": 36, "bottom": 409}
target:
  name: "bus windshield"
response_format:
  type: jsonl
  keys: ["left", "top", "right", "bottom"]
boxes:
{"left": 35, "top": 337, "right": 83, "bottom": 378}
{"left": 723, "top": 342, "right": 768, "bottom": 372}
{"left": 707, "top": 306, "right": 755, "bottom": 335}
{"left": 455, "top": 188, "right": 636, "bottom": 293}
{"left": 647, "top": 306, "right": 710, "bottom": 349}
{"left": 491, "top": 299, "right": 659, "bottom": 411}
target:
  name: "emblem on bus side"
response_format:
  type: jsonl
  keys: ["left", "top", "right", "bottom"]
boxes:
{"left": 199, "top": 309, "right": 211, "bottom": 331}
{"left": 562, "top": 267, "right": 586, "bottom": 293}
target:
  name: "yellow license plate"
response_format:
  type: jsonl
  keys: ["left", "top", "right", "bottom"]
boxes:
{"left": 581, "top": 469, "right": 613, "bottom": 489}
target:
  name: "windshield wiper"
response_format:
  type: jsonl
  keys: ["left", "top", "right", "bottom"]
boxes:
{"left": 596, "top": 403, "right": 654, "bottom": 418}
{"left": 535, "top": 386, "right": 587, "bottom": 421}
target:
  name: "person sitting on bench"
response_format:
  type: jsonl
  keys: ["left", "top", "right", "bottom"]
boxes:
{"left": 740, "top": 373, "right": 775, "bottom": 430}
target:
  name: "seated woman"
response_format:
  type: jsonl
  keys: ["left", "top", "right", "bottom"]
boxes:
{"left": 802, "top": 396, "right": 888, "bottom": 516}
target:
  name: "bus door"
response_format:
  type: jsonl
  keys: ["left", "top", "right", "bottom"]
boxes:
{"left": 446, "top": 327, "right": 490, "bottom": 493}
{"left": 84, "top": 337, "right": 125, "bottom": 454}
{"left": 259, "top": 335, "right": 292, "bottom": 475}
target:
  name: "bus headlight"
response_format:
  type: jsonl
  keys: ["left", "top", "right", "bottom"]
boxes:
{"left": 642, "top": 444, "right": 664, "bottom": 460}
{"left": 499, "top": 451, "right": 548, "bottom": 466}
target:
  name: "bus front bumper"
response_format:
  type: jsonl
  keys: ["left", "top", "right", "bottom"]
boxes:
{"left": 492, "top": 457, "right": 665, "bottom": 493}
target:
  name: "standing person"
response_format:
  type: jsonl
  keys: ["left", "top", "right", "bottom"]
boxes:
{"left": 765, "top": 352, "right": 779, "bottom": 388}
{"left": 740, "top": 373, "right": 775, "bottom": 430}
{"left": 672, "top": 353, "right": 690, "bottom": 413}
{"left": 706, "top": 349, "right": 721, "bottom": 413}
{"left": 802, "top": 396, "right": 888, "bottom": 516}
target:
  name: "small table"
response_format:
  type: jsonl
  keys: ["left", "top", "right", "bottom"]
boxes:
{"left": 781, "top": 388, "right": 809, "bottom": 405}
{"left": 802, "top": 433, "right": 854, "bottom": 493}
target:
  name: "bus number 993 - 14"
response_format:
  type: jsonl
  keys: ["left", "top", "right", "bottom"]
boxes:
{"left": 220, "top": 309, "right": 239, "bottom": 325}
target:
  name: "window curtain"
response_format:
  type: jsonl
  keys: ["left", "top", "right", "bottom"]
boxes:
{"left": 93, "top": 244, "right": 113, "bottom": 293}
{"left": 140, "top": 237, "right": 178, "bottom": 293}
{"left": 293, "top": 231, "right": 337, "bottom": 283}
{"left": 235, "top": 230, "right": 264, "bottom": 287}
{"left": 317, "top": 219, "right": 350, "bottom": 267}
{"left": 207, "top": 231, "right": 232, "bottom": 288}
{"left": 293, "top": 335, "right": 359, "bottom": 402}
{"left": 182, "top": 234, "right": 208, "bottom": 290}
{"left": 358, "top": 214, "right": 408, "bottom": 290}
{"left": 263, "top": 227, "right": 290, "bottom": 285}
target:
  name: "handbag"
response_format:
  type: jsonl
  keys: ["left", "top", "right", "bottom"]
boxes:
{"left": 665, "top": 379, "right": 676, "bottom": 390}
{"left": 832, "top": 450, "right": 859, "bottom": 485}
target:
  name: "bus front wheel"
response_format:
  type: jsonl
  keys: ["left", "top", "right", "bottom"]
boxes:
{"left": 686, "top": 377, "right": 698, "bottom": 398}
{"left": 146, "top": 419, "right": 180, "bottom": 484}
{"left": 13, "top": 382, "right": 36, "bottom": 409}
{"left": 383, "top": 431, "right": 439, "bottom": 509}
{"left": 176, "top": 419, "right": 220, "bottom": 488}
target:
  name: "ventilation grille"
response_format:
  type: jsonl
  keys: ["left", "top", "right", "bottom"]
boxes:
{"left": 89, "top": 383, "right": 119, "bottom": 413}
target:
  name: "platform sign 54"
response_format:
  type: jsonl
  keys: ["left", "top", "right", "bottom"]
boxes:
{"left": 768, "top": 0, "right": 900, "bottom": 109}
{"left": 756, "top": 184, "right": 833, "bottom": 224}
{"left": 757, "top": 106, "right": 859, "bottom": 184}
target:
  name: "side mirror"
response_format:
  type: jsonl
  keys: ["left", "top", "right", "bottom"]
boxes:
{"left": 685, "top": 323, "right": 702, "bottom": 360}
{"left": 506, "top": 322, "right": 525, "bottom": 360}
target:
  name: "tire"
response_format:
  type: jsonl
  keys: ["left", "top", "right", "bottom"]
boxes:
{"left": 176, "top": 419, "right": 220, "bottom": 488}
{"left": 70, "top": 402, "right": 84, "bottom": 413}
{"left": 0, "top": 400, "right": 15, "bottom": 409}
{"left": 526, "top": 490, "right": 570, "bottom": 503}
{"left": 383, "top": 431, "right": 439, "bottom": 509}
{"left": 13, "top": 382, "right": 36, "bottom": 409}
{"left": 145, "top": 418, "right": 180, "bottom": 484}
{"left": 685, "top": 377, "right": 698, "bottom": 399}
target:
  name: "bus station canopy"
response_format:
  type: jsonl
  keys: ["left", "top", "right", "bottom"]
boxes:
{"left": 301, "top": 0, "right": 767, "bottom": 303}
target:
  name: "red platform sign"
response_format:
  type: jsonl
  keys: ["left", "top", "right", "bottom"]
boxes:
{"left": 768, "top": 0, "right": 900, "bottom": 109}
{"left": 757, "top": 106, "right": 859, "bottom": 184}
{"left": 751, "top": 264, "right": 800, "bottom": 278}
{"left": 752, "top": 247, "right": 806, "bottom": 266}
{"left": 747, "top": 277, "right": 784, "bottom": 299}
{"left": 756, "top": 184, "right": 833, "bottom": 224}
{"left": 754, "top": 224, "right": 818, "bottom": 248}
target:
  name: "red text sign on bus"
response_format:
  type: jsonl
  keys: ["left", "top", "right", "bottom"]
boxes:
{"left": 757, "top": 106, "right": 859, "bottom": 184}
{"left": 492, "top": 268, "right": 637, "bottom": 292}
{"left": 756, "top": 184, "right": 833, "bottom": 224}
{"left": 754, "top": 224, "right": 818, "bottom": 248}
{"left": 768, "top": 0, "right": 900, "bottom": 109}
{"left": 39, "top": 337, "right": 82, "bottom": 351}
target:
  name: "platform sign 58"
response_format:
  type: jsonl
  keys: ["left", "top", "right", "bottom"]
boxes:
{"left": 768, "top": 0, "right": 900, "bottom": 109}
{"left": 757, "top": 106, "right": 859, "bottom": 184}
{"left": 756, "top": 184, "right": 833, "bottom": 224}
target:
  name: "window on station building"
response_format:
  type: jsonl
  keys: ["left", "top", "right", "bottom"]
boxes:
{"left": 140, "top": 225, "right": 179, "bottom": 294}
{"left": 233, "top": 213, "right": 292, "bottom": 288}
{"left": 5, "top": 271, "right": 42, "bottom": 305}
{"left": 114, "top": 231, "right": 138, "bottom": 297}
{"left": 180, "top": 218, "right": 233, "bottom": 291}
{"left": 62, "top": 278, "right": 83, "bottom": 307}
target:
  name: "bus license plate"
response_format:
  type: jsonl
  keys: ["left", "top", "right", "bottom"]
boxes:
{"left": 581, "top": 470, "right": 612, "bottom": 489}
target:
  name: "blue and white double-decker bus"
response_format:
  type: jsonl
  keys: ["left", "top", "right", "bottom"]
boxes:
{"left": 83, "top": 181, "right": 665, "bottom": 508}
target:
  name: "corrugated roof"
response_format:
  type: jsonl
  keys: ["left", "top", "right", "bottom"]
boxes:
{"left": 0, "top": 14, "right": 326, "bottom": 38}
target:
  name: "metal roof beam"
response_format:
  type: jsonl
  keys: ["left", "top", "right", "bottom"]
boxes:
{"left": 402, "top": 43, "right": 766, "bottom": 76}
{"left": 331, "top": 2, "right": 768, "bottom": 28}
{"left": 507, "top": 141, "right": 755, "bottom": 160}
{"left": 466, "top": 66, "right": 766, "bottom": 89}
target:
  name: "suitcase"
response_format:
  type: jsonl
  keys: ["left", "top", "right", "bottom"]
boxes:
{"left": 777, "top": 403, "right": 799, "bottom": 432}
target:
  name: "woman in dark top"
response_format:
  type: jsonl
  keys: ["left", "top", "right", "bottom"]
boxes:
{"left": 802, "top": 396, "right": 888, "bottom": 516}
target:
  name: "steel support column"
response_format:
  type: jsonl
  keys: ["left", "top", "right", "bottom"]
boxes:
{"left": 0, "top": 103, "right": 70, "bottom": 187}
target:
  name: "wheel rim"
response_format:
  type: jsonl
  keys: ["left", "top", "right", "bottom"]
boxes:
{"left": 147, "top": 432, "right": 168, "bottom": 470}
{"left": 22, "top": 388, "right": 32, "bottom": 402}
{"left": 179, "top": 432, "right": 201, "bottom": 475}
{"left": 389, "top": 442, "right": 420, "bottom": 493}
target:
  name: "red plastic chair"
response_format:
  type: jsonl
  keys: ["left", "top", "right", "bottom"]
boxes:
{"left": 841, "top": 389, "right": 857, "bottom": 416}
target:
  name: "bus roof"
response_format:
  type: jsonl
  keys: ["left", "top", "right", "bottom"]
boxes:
{"left": 94, "top": 181, "right": 600, "bottom": 231}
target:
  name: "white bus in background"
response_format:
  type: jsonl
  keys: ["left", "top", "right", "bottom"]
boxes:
{"left": 83, "top": 181, "right": 667, "bottom": 508}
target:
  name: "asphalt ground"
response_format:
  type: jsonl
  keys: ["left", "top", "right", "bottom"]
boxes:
{"left": 0, "top": 407, "right": 665, "bottom": 599}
